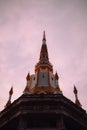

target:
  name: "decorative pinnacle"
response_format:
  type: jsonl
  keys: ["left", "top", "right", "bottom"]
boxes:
{"left": 43, "top": 31, "right": 46, "bottom": 41}
{"left": 73, "top": 85, "right": 82, "bottom": 107}
{"left": 55, "top": 72, "right": 59, "bottom": 80}
{"left": 74, "top": 86, "right": 78, "bottom": 94}
{"left": 5, "top": 86, "right": 13, "bottom": 108}
{"left": 9, "top": 86, "right": 13, "bottom": 96}
{"left": 26, "top": 73, "right": 30, "bottom": 80}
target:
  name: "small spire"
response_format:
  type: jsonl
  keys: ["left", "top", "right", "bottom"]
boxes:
{"left": 55, "top": 72, "right": 59, "bottom": 80}
{"left": 43, "top": 31, "right": 46, "bottom": 41}
{"left": 5, "top": 86, "right": 13, "bottom": 108}
{"left": 23, "top": 73, "right": 30, "bottom": 94}
{"left": 26, "top": 73, "right": 30, "bottom": 80}
{"left": 73, "top": 85, "right": 82, "bottom": 107}
{"left": 9, "top": 86, "right": 13, "bottom": 96}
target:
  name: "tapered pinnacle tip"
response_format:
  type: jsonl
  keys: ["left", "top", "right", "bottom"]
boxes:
{"left": 43, "top": 31, "right": 46, "bottom": 41}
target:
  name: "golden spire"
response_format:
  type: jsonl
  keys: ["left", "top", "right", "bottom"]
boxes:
{"left": 73, "top": 85, "right": 82, "bottom": 107}
{"left": 35, "top": 31, "right": 53, "bottom": 72}
{"left": 5, "top": 86, "right": 13, "bottom": 108}
{"left": 40, "top": 38, "right": 49, "bottom": 60}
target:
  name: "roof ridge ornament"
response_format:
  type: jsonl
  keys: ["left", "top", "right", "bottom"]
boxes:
{"left": 5, "top": 86, "right": 13, "bottom": 108}
{"left": 73, "top": 85, "right": 82, "bottom": 107}
{"left": 55, "top": 71, "right": 59, "bottom": 80}
{"left": 26, "top": 72, "right": 30, "bottom": 81}
{"left": 23, "top": 73, "right": 30, "bottom": 94}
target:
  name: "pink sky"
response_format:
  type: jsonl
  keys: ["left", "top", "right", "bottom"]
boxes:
{"left": 0, "top": 0, "right": 87, "bottom": 111}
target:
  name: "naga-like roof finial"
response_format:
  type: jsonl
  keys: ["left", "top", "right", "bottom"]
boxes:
{"left": 43, "top": 31, "right": 46, "bottom": 41}
{"left": 73, "top": 85, "right": 82, "bottom": 107}
{"left": 26, "top": 72, "right": 30, "bottom": 81}
{"left": 5, "top": 86, "right": 13, "bottom": 108}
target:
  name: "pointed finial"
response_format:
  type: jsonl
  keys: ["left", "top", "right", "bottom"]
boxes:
{"left": 73, "top": 85, "right": 82, "bottom": 107}
{"left": 9, "top": 86, "right": 13, "bottom": 96}
{"left": 43, "top": 31, "right": 46, "bottom": 41}
{"left": 5, "top": 86, "right": 13, "bottom": 108}
{"left": 26, "top": 73, "right": 30, "bottom": 80}
{"left": 23, "top": 73, "right": 31, "bottom": 94}
{"left": 55, "top": 72, "right": 59, "bottom": 80}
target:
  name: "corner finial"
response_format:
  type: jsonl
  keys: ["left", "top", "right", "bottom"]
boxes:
{"left": 55, "top": 72, "right": 59, "bottom": 80}
{"left": 9, "top": 86, "right": 13, "bottom": 96}
{"left": 73, "top": 85, "right": 82, "bottom": 107}
{"left": 26, "top": 72, "right": 30, "bottom": 81}
{"left": 23, "top": 73, "right": 30, "bottom": 94}
{"left": 43, "top": 31, "right": 46, "bottom": 41}
{"left": 5, "top": 86, "right": 13, "bottom": 108}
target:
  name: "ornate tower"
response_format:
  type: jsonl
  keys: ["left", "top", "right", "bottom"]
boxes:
{"left": 0, "top": 32, "right": 87, "bottom": 130}
{"left": 23, "top": 31, "right": 62, "bottom": 94}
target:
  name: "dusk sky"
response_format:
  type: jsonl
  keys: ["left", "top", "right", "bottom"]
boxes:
{"left": 0, "top": 0, "right": 87, "bottom": 111}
